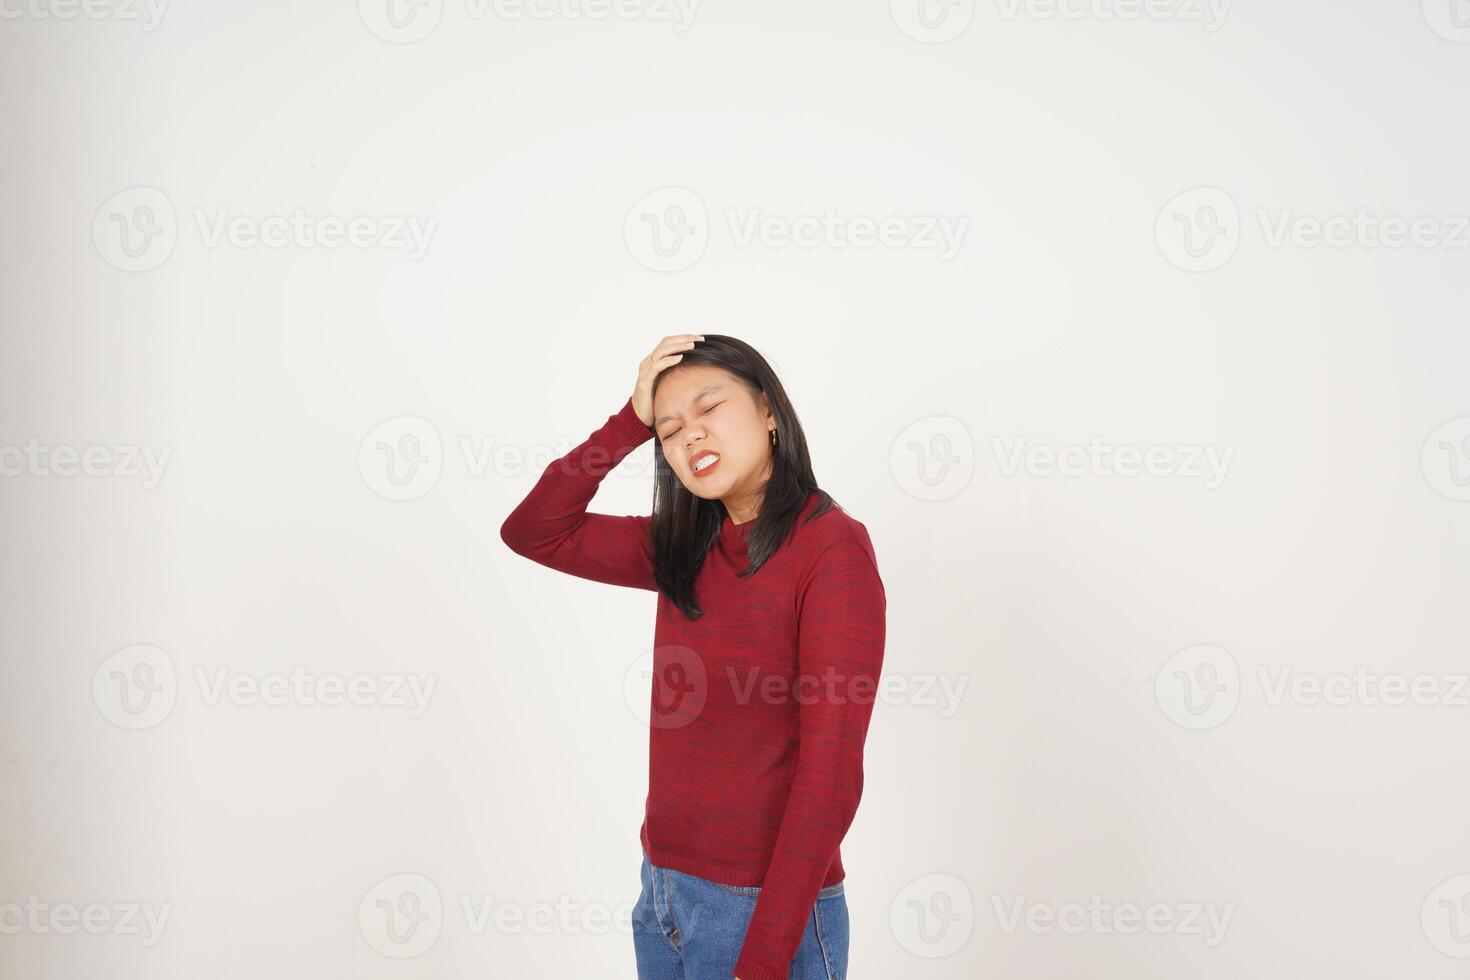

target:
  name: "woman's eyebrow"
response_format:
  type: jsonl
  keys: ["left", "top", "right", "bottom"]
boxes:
{"left": 655, "top": 386, "right": 724, "bottom": 427}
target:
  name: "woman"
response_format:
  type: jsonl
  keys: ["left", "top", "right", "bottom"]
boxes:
{"left": 500, "top": 334, "right": 886, "bottom": 980}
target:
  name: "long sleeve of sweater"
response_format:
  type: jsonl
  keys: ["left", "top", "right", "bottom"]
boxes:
{"left": 498, "top": 396, "right": 657, "bottom": 592}
{"left": 732, "top": 529, "right": 887, "bottom": 980}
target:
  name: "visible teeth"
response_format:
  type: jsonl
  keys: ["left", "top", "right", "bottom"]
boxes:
{"left": 694, "top": 454, "right": 719, "bottom": 472}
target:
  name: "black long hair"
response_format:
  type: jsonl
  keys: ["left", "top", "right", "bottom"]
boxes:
{"left": 647, "top": 335, "right": 835, "bottom": 620}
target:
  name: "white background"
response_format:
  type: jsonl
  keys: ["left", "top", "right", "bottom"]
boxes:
{"left": 3, "top": 0, "right": 1470, "bottom": 976}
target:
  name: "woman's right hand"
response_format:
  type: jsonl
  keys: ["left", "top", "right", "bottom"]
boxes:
{"left": 632, "top": 334, "right": 705, "bottom": 429}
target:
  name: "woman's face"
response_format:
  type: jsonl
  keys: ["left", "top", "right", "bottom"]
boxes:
{"left": 652, "top": 366, "right": 774, "bottom": 511}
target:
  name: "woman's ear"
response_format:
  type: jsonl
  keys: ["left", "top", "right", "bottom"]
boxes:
{"left": 757, "top": 390, "right": 774, "bottom": 425}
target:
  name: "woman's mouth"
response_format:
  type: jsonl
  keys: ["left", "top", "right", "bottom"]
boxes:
{"left": 691, "top": 451, "right": 721, "bottom": 477}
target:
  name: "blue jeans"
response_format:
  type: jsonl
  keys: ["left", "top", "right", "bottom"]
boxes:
{"left": 632, "top": 848, "right": 850, "bottom": 980}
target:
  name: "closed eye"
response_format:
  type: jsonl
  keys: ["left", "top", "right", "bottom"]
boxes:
{"left": 659, "top": 403, "right": 720, "bottom": 442}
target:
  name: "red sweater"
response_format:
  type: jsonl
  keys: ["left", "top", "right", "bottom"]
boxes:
{"left": 499, "top": 396, "right": 886, "bottom": 980}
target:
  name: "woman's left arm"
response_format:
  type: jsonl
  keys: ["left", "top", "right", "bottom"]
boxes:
{"left": 732, "top": 527, "right": 887, "bottom": 980}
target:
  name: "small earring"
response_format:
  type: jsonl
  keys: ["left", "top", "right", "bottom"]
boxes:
{"left": 769, "top": 428, "right": 778, "bottom": 446}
